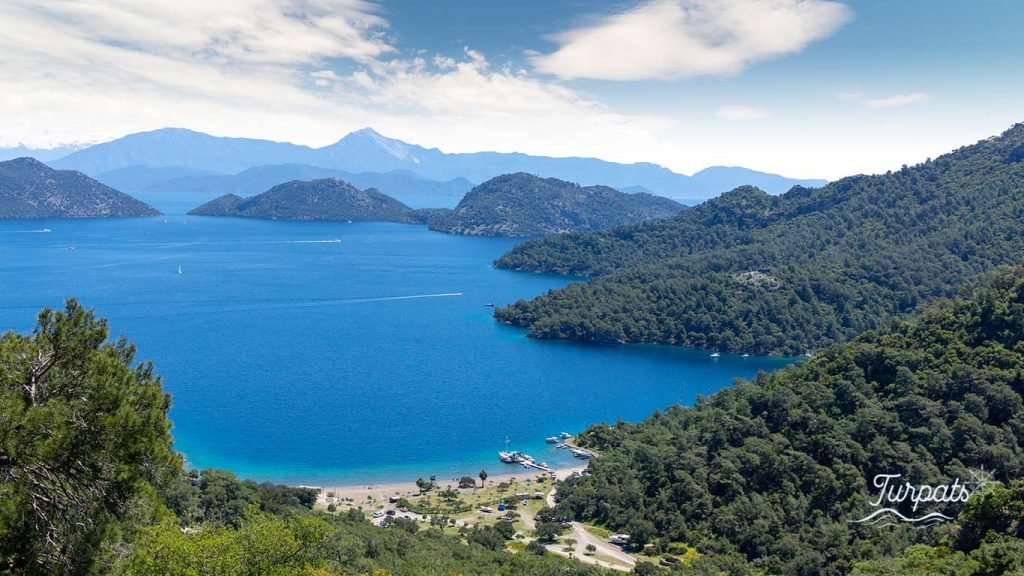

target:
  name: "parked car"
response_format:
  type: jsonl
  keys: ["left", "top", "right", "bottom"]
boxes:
{"left": 609, "top": 534, "right": 630, "bottom": 546}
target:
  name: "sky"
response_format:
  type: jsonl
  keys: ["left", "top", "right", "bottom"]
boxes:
{"left": 1, "top": 0, "right": 1022, "bottom": 179}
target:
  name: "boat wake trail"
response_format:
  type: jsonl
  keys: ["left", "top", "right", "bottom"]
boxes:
{"left": 254, "top": 292, "right": 465, "bottom": 311}
{"left": 0, "top": 228, "right": 52, "bottom": 233}
{"left": 0, "top": 293, "right": 466, "bottom": 317}
{"left": 351, "top": 292, "right": 463, "bottom": 303}
{"left": 281, "top": 239, "right": 342, "bottom": 244}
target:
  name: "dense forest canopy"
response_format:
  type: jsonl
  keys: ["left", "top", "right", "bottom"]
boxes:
{"left": 495, "top": 123, "right": 1024, "bottom": 355}
{"left": 553, "top": 265, "right": 1024, "bottom": 575}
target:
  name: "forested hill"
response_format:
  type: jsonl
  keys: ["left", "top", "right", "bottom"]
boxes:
{"left": 0, "top": 157, "right": 159, "bottom": 218}
{"left": 428, "top": 172, "right": 684, "bottom": 237}
{"left": 188, "top": 177, "right": 418, "bottom": 223}
{"left": 494, "top": 122, "right": 1024, "bottom": 355}
{"left": 554, "top": 265, "right": 1024, "bottom": 575}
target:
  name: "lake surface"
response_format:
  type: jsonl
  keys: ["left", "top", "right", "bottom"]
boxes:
{"left": 0, "top": 210, "right": 794, "bottom": 485}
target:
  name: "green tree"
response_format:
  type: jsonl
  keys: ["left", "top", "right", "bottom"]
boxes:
{"left": 479, "top": 469, "right": 488, "bottom": 489}
{"left": 490, "top": 523, "right": 513, "bottom": 542}
{"left": 0, "top": 300, "right": 178, "bottom": 574}
{"left": 117, "top": 511, "right": 330, "bottom": 576}
{"left": 535, "top": 521, "right": 564, "bottom": 543}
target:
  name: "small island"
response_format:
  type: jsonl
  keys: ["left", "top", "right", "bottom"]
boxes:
{"left": 0, "top": 157, "right": 160, "bottom": 218}
{"left": 188, "top": 177, "right": 421, "bottom": 223}
{"left": 428, "top": 172, "right": 685, "bottom": 237}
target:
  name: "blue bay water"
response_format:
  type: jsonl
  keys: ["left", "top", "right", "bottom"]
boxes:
{"left": 0, "top": 211, "right": 794, "bottom": 485}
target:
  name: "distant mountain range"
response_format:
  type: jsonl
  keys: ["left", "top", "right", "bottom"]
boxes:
{"left": 97, "top": 164, "right": 473, "bottom": 209}
{"left": 189, "top": 178, "right": 419, "bottom": 223}
{"left": 0, "top": 144, "right": 88, "bottom": 163}
{"left": 39, "top": 127, "right": 826, "bottom": 203}
{"left": 429, "top": 173, "right": 684, "bottom": 237}
{"left": 0, "top": 158, "right": 159, "bottom": 218}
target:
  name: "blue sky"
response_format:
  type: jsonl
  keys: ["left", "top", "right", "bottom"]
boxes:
{"left": 0, "top": 0, "right": 1021, "bottom": 179}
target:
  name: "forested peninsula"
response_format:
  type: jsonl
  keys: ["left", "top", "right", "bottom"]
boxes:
{"left": 495, "top": 123, "right": 1024, "bottom": 356}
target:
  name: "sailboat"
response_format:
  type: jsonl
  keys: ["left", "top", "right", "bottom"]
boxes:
{"left": 498, "top": 435, "right": 514, "bottom": 463}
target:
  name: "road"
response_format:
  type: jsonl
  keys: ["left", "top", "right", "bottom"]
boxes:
{"left": 542, "top": 485, "right": 636, "bottom": 571}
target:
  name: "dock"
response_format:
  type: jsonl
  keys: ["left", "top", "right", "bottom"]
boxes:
{"left": 520, "top": 460, "right": 551, "bottom": 472}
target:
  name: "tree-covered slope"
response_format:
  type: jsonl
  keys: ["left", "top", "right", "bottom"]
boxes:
{"left": 188, "top": 178, "right": 418, "bottom": 223}
{"left": 553, "top": 265, "right": 1024, "bottom": 575}
{"left": 0, "top": 157, "right": 160, "bottom": 218}
{"left": 495, "top": 123, "right": 1024, "bottom": 355}
{"left": 429, "top": 172, "right": 684, "bottom": 237}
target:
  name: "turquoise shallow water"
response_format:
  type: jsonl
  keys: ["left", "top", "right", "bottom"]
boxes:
{"left": 0, "top": 209, "right": 794, "bottom": 485}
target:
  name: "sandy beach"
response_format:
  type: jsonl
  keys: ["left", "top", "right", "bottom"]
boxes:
{"left": 314, "top": 464, "right": 588, "bottom": 509}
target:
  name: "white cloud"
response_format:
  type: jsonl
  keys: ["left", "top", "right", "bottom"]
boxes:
{"left": 531, "top": 0, "right": 852, "bottom": 81}
{"left": 866, "top": 92, "right": 932, "bottom": 109}
{"left": 716, "top": 105, "right": 769, "bottom": 120}
{"left": 316, "top": 50, "right": 672, "bottom": 158}
{"left": 0, "top": 1, "right": 670, "bottom": 166}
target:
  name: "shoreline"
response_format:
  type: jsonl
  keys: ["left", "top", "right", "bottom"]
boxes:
{"left": 310, "top": 463, "right": 589, "bottom": 508}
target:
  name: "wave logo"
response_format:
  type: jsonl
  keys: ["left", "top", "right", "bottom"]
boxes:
{"left": 851, "top": 470, "right": 993, "bottom": 528}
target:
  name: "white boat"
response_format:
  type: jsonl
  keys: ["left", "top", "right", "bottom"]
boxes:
{"left": 710, "top": 352, "right": 720, "bottom": 358}
{"left": 177, "top": 265, "right": 183, "bottom": 275}
{"left": 545, "top": 436, "right": 559, "bottom": 443}
{"left": 500, "top": 450, "right": 534, "bottom": 463}
{"left": 570, "top": 447, "right": 595, "bottom": 459}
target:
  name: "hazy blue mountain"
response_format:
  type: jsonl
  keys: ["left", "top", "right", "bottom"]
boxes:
{"left": 96, "top": 165, "right": 219, "bottom": 191}
{"left": 687, "top": 166, "right": 827, "bottom": 202}
{"left": 51, "top": 127, "right": 825, "bottom": 201}
{"left": 51, "top": 128, "right": 313, "bottom": 174}
{"left": 0, "top": 144, "right": 87, "bottom": 163}
{"left": 95, "top": 163, "right": 473, "bottom": 209}
{"left": 0, "top": 157, "right": 159, "bottom": 218}
{"left": 313, "top": 128, "right": 444, "bottom": 174}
